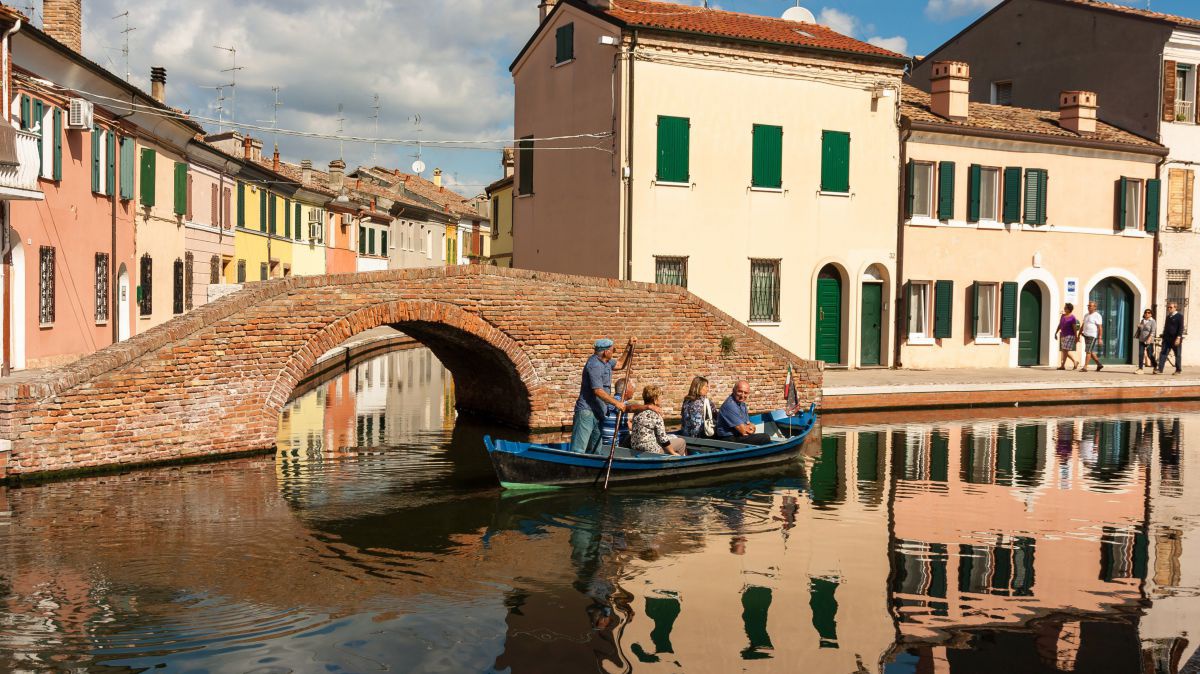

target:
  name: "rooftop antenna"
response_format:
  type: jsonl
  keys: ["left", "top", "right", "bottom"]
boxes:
{"left": 336, "top": 102, "right": 345, "bottom": 161}
{"left": 112, "top": 11, "right": 135, "bottom": 82}
{"left": 213, "top": 45, "right": 244, "bottom": 123}
{"left": 200, "top": 84, "right": 227, "bottom": 131}
{"left": 271, "top": 86, "right": 281, "bottom": 153}
{"left": 369, "top": 93, "right": 381, "bottom": 165}
{"left": 410, "top": 113, "right": 425, "bottom": 175}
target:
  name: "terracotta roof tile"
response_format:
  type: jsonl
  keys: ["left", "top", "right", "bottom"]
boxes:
{"left": 1058, "top": 0, "right": 1200, "bottom": 30}
{"left": 900, "top": 84, "right": 1162, "bottom": 150}
{"left": 361, "top": 166, "right": 477, "bottom": 217}
{"left": 592, "top": 0, "right": 905, "bottom": 59}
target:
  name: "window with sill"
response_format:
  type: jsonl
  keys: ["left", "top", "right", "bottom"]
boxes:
{"left": 138, "top": 254, "right": 153, "bottom": 316}
{"left": 657, "top": 116, "right": 690, "bottom": 183}
{"left": 95, "top": 252, "right": 109, "bottom": 323}
{"left": 751, "top": 124, "right": 782, "bottom": 189}
{"left": 973, "top": 281, "right": 999, "bottom": 339}
{"left": 907, "top": 281, "right": 931, "bottom": 339}
{"left": 968, "top": 165, "right": 1000, "bottom": 222}
{"left": 820, "top": 130, "right": 850, "bottom": 193}
{"left": 655, "top": 256, "right": 687, "bottom": 287}
{"left": 1168, "top": 270, "right": 1190, "bottom": 335}
{"left": 173, "top": 258, "right": 184, "bottom": 315}
{"left": 1177, "top": 64, "right": 1195, "bottom": 123}
{"left": 39, "top": 245, "right": 55, "bottom": 325}
{"left": 907, "top": 161, "right": 934, "bottom": 218}
{"left": 555, "top": 23, "right": 574, "bottom": 64}
{"left": 991, "top": 81, "right": 1013, "bottom": 106}
{"left": 749, "top": 259, "right": 780, "bottom": 323}
{"left": 1118, "top": 177, "right": 1160, "bottom": 232}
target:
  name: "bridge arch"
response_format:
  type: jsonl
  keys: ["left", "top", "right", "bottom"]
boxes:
{"left": 268, "top": 300, "right": 540, "bottom": 428}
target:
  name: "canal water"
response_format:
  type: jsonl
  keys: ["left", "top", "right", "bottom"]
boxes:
{"left": 0, "top": 347, "right": 1197, "bottom": 673}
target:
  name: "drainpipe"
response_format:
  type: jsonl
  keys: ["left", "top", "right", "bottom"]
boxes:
{"left": 894, "top": 117, "right": 912, "bottom": 369}
{"left": 1153, "top": 154, "right": 1167, "bottom": 316}
{"left": 1, "top": 18, "right": 20, "bottom": 376}
{"left": 622, "top": 30, "right": 637, "bottom": 281}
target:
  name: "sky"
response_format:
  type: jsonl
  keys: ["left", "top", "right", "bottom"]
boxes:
{"left": 40, "top": 0, "right": 1196, "bottom": 197}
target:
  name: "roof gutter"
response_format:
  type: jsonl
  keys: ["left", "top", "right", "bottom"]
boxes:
{"left": 906, "top": 119, "right": 1169, "bottom": 157}
{"left": 634, "top": 25, "right": 910, "bottom": 67}
{"left": 3, "top": 17, "right": 20, "bottom": 122}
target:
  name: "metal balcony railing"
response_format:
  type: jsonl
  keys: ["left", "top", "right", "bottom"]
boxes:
{"left": 1177, "top": 99, "right": 1195, "bottom": 124}
{"left": 0, "top": 126, "right": 43, "bottom": 198}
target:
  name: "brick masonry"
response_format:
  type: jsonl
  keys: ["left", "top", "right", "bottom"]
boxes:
{"left": 0, "top": 266, "right": 821, "bottom": 479}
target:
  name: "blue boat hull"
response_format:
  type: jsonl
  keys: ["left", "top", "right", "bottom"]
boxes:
{"left": 485, "top": 405, "right": 817, "bottom": 488}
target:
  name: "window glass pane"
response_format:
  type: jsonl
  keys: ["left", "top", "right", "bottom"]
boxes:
{"left": 980, "top": 168, "right": 999, "bottom": 220}
{"left": 1125, "top": 181, "right": 1142, "bottom": 229}
{"left": 655, "top": 257, "right": 687, "bottom": 287}
{"left": 913, "top": 164, "right": 932, "bottom": 217}
{"left": 750, "top": 260, "right": 780, "bottom": 322}
{"left": 909, "top": 283, "right": 929, "bottom": 336}
{"left": 978, "top": 283, "right": 997, "bottom": 337}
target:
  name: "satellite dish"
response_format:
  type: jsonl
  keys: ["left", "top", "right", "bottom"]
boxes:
{"left": 781, "top": 6, "right": 816, "bottom": 23}
{"left": 412, "top": 159, "right": 426, "bottom": 174}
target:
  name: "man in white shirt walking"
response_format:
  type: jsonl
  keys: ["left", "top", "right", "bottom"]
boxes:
{"left": 1080, "top": 301, "right": 1104, "bottom": 372}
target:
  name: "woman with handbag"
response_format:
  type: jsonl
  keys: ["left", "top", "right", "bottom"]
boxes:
{"left": 680, "top": 376, "right": 716, "bottom": 438}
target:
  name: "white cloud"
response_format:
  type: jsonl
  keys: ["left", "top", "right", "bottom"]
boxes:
{"left": 817, "top": 7, "right": 860, "bottom": 36}
{"left": 867, "top": 36, "right": 909, "bottom": 55}
{"left": 924, "top": 0, "right": 1003, "bottom": 21}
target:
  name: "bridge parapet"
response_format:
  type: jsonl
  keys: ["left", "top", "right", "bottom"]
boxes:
{"left": 0, "top": 266, "right": 822, "bottom": 479}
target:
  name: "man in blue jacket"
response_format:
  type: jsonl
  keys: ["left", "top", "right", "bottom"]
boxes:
{"left": 714, "top": 381, "right": 772, "bottom": 445}
{"left": 1156, "top": 302, "right": 1185, "bottom": 375}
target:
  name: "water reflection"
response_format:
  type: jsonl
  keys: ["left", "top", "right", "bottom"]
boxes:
{"left": 1, "top": 348, "right": 1200, "bottom": 672}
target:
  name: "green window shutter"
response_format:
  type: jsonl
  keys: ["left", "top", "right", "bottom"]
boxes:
{"left": 381, "top": 230, "right": 388, "bottom": 254}
{"left": 967, "top": 164, "right": 982, "bottom": 222}
{"left": 119, "top": 137, "right": 133, "bottom": 199}
{"left": 173, "top": 162, "right": 187, "bottom": 215}
{"left": 295, "top": 203, "right": 302, "bottom": 240}
{"left": 556, "top": 23, "right": 574, "bottom": 63}
{"left": 235, "top": 182, "right": 244, "bottom": 226}
{"left": 260, "top": 190, "right": 267, "bottom": 232}
{"left": 139, "top": 148, "right": 156, "bottom": 207}
{"left": 518, "top": 137, "right": 534, "bottom": 195}
{"left": 933, "top": 280, "right": 954, "bottom": 339}
{"left": 358, "top": 226, "right": 366, "bottom": 254}
{"left": 1146, "top": 178, "right": 1161, "bottom": 233}
{"left": 656, "top": 116, "right": 690, "bottom": 183}
{"left": 52, "top": 108, "right": 63, "bottom": 181}
{"left": 905, "top": 160, "right": 915, "bottom": 218}
{"left": 1037, "top": 170, "right": 1048, "bottom": 224}
{"left": 32, "top": 99, "right": 43, "bottom": 166}
{"left": 820, "top": 130, "right": 850, "bottom": 193}
{"left": 91, "top": 125, "right": 101, "bottom": 193}
{"left": 971, "top": 281, "right": 981, "bottom": 338}
{"left": 1002, "top": 167, "right": 1022, "bottom": 224}
{"left": 268, "top": 194, "right": 276, "bottom": 235}
{"left": 1000, "top": 281, "right": 1018, "bottom": 339}
{"left": 1116, "top": 177, "right": 1129, "bottom": 231}
{"left": 19, "top": 95, "right": 29, "bottom": 131}
{"left": 751, "top": 124, "right": 782, "bottom": 189}
{"left": 1023, "top": 169, "right": 1047, "bottom": 225}
{"left": 938, "top": 161, "right": 955, "bottom": 220}
{"left": 105, "top": 133, "right": 116, "bottom": 196}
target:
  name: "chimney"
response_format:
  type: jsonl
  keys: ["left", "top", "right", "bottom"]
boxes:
{"left": 539, "top": 0, "right": 557, "bottom": 21}
{"left": 433, "top": 168, "right": 443, "bottom": 187}
{"left": 204, "top": 131, "right": 243, "bottom": 156}
{"left": 502, "top": 147, "right": 515, "bottom": 178}
{"left": 329, "top": 159, "right": 345, "bottom": 190}
{"left": 272, "top": 146, "right": 280, "bottom": 172}
{"left": 1059, "top": 91, "right": 1098, "bottom": 136}
{"left": 42, "top": 0, "right": 81, "bottom": 53}
{"left": 248, "top": 137, "right": 263, "bottom": 162}
{"left": 242, "top": 136, "right": 253, "bottom": 161}
{"left": 301, "top": 159, "right": 312, "bottom": 185}
{"left": 150, "top": 67, "right": 167, "bottom": 104}
{"left": 930, "top": 61, "right": 970, "bottom": 122}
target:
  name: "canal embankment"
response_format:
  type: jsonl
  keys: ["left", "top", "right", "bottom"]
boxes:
{"left": 822, "top": 365, "right": 1200, "bottom": 414}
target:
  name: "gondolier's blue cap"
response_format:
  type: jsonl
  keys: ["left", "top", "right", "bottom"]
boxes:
{"left": 594, "top": 338, "right": 614, "bottom": 349}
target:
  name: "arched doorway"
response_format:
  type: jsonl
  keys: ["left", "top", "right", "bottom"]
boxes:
{"left": 1089, "top": 278, "right": 1134, "bottom": 365}
{"left": 117, "top": 263, "right": 130, "bottom": 342}
{"left": 815, "top": 265, "right": 843, "bottom": 365}
{"left": 1018, "top": 282, "right": 1042, "bottom": 367}
{"left": 860, "top": 266, "right": 884, "bottom": 366}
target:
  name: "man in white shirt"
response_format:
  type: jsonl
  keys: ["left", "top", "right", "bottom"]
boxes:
{"left": 1080, "top": 301, "right": 1104, "bottom": 372}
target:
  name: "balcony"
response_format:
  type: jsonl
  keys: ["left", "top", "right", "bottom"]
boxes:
{"left": 0, "top": 125, "right": 44, "bottom": 200}
{"left": 1176, "top": 99, "right": 1196, "bottom": 124}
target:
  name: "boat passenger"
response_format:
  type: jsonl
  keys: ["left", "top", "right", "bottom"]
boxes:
{"left": 630, "top": 385, "right": 686, "bottom": 455}
{"left": 680, "top": 376, "right": 715, "bottom": 438}
{"left": 714, "top": 381, "right": 772, "bottom": 446}
{"left": 601, "top": 378, "right": 633, "bottom": 447}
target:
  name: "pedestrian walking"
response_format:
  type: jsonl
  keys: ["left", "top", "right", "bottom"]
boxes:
{"left": 1080, "top": 301, "right": 1104, "bottom": 372}
{"left": 1136, "top": 309, "right": 1157, "bottom": 373}
{"left": 1154, "top": 302, "right": 1185, "bottom": 375}
{"left": 1055, "top": 303, "right": 1080, "bottom": 371}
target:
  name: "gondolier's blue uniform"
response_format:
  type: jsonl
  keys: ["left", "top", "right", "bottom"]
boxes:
{"left": 571, "top": 351, "right": 614, "bottom": 453}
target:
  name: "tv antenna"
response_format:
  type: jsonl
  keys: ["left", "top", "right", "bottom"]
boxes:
{"left": 213, "top": 45, "right": 244, "bottom": 123}
{"left": 336, "top": 103, "right": 345, "bottom": 161}
{"left": 256, "top": 87, "right": 282, "bottom": 154}
{"left": 369, "top": 94, "right": 381, "bottom": 165}
{"left": 410, "top": 113, "right": 425, "bottom": 175}
{"left": 200, "top": 84, "right": 228, "bottom": 131}
{"left": 112, "top": 11, "right": 135, "bottom": 82}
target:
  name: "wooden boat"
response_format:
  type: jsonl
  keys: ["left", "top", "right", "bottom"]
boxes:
{"left": 484, "top": 404, "right": 818, "bottom": 489}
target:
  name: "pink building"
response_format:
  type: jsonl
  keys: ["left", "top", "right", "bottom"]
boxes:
{"left": 184, "top": 145, "right": 238, "bottom": 309}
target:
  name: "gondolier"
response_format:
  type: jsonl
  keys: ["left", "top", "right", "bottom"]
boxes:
{"left": 570, "top": 337, "right": 645, "bottom": 454}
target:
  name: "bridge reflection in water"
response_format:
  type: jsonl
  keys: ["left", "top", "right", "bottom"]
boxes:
{"left": 0, "top": 347, "right": 1197, "bottom": 673}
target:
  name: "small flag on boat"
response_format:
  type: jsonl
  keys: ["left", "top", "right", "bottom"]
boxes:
{"left": 784, "top": 363, "right": 798, "bottom": 411}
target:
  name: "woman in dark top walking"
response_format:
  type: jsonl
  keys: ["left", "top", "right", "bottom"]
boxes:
{"left": 1055, "top": 303, "right": 1080, "bottom": 371}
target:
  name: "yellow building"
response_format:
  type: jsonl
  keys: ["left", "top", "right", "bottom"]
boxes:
{"left": 288, "top": 196, "right": 330, "bottom": 277}
{"left": 486, "top": 173, "right": 513, "bottom": 268}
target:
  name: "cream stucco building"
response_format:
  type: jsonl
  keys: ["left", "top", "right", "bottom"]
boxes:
{"left": 899, "top": 67, "right": 1166, "bottom": 369}
{"left": 512, "top": 0, "right": 907, "bottom": 367}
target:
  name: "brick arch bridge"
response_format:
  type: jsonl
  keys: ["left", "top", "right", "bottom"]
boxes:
{"left": 0, "top": 266, "right": 821, "bottom": 479}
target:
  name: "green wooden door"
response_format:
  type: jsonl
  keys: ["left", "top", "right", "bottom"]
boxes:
{"left": 860, "top": 283, "right": 882, "bottom": 366}
{"left": 816, "top": 268, "right": 842, "bottom": 364}
{"left": 1018, "top": 283, "right": 1042, "bottom": 367}
{"left": 1088, "top": 278, "right": 1133, "bottom": 365}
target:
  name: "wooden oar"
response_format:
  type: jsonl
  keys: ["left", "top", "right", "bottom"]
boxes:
{"left": 600, "top": 342, "right": 635, "bottom": 490}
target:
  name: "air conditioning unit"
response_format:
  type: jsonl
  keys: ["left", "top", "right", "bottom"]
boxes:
{"left": 67, "top": 98, "right": 93, "bottom": 130}
{"left": 308, "top": 222, "right": 321, "bottom": 241}
{"left": 308, "top": 209, "right": 321, "bottom": 224}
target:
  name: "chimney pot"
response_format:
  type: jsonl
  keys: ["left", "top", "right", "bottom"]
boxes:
{"left": 242, "top": 136, "right": 253, "bottom": 161}
{"left": 272, "top": 147, "right": 280, "bottom": 172}
{"left": 301, "top": 159, "right": 313, "bottom": 185}
{"left": 930, "top": 60, "right": 971, "bottom": 122}
{"left": 433, "top": 167, "right": 443, "bottom": 188}
{"left": 42, "top": 0, "right": 82, "bottom": 53}
{"left": 539, "top": 0, "right": 558, "bottom": 21}
{"left": 328, "top": 159, "right": 345, "bottom": 190}
{"left": 150, "top": 67, "right": 167, "bottom": 104}
{"left": 1059, "top": 90, "right": 1098, "bottom": 136}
